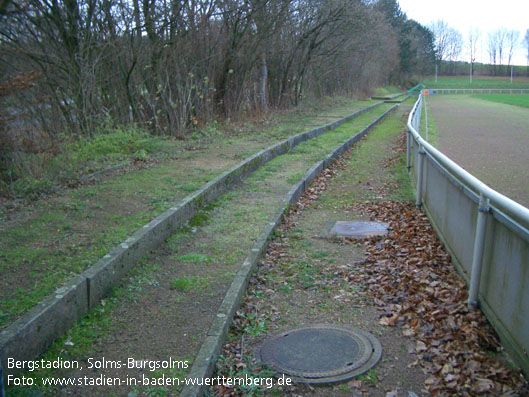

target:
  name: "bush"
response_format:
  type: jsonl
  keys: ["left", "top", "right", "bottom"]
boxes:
{"left": 68, "top": 125, "right": 162, "bottom": 162}
{"left": 1, "top": 124, "right": 171, "bottom": 199}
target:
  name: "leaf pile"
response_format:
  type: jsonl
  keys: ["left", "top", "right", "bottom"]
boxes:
{"left": 347, "top": 200, "right": 528, "bottom": 395}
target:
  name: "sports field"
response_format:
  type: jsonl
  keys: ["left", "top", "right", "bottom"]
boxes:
{"left": 425, "top": 94, "right": 529, "bottom": 208}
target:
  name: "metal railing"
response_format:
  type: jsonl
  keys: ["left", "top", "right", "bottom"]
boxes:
{"left": 408, "top": 95, "right": 529, "bottom": 227}
{"left": 406, "top": 93, "right": 529, "bottom": 375}
{"left": 424, "top": 88, "right": 529, "bottom": 95}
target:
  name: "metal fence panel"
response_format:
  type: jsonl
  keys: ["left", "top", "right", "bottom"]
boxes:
{"left": 407, "top": 93, "right": 529, "bottom": 376}
{"left": 481, "top": 218, "right": 529, "bottom": 346}
{"left": 422, "top": 157, "right": 477, "bottom": 275}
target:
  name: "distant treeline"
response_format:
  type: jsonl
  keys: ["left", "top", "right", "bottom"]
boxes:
{"left": 0, "top": 0, "right": 438, "bottom": 192}
{"left": 0, "top": 0, "right": 435, "bottom": 138}
{"left": 437, "top": 61, "right": 529, "bottom": 77}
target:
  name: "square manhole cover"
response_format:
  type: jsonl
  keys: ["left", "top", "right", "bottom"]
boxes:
{"left": 324, "top": 220, "right": 389, "bottom": 239}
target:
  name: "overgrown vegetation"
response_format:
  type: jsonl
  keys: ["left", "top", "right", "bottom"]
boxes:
{"left": 0, "top": 96, "right": 373, "bottom": 199}
{"left": 1, "top": 124, "right": 174, "bottom": 198}
{"left": 0, "top": 0, "right": 435, "bottom": 194}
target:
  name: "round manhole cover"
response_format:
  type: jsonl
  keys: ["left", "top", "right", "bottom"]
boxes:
{"left": 257, "top": 324, "right": 382, "bottom": 384}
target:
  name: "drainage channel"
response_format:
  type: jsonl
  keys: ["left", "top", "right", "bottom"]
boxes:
{"left": 5, "top": 104, "right": 396, "bottom": 395}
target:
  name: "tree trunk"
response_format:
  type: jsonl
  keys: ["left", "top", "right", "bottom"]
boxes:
{"left": 259, "top": 52, "right": 268, "bottom": 112}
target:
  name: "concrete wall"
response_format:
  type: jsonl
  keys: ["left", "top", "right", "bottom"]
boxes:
{"left": 409, "top": 99, "right": 529, "bottom": 376}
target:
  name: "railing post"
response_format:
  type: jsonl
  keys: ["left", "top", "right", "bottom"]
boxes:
{"left": 416, "top": 145, "right": 425, "bottom": 208}
{"left": 467, "top": 193, "right": 490, "bottom": 310}
{"left": 406, "top": 128, "right": 411, "bottom": 172}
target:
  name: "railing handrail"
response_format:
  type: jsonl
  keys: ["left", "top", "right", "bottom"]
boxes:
{"left": 428, "top": 88, "right": 529, "bottom": 91}
{"left": 423, "top": 88, "right": 529, "bottom": 95}
{"left": 407, "top": 93, "right": 529, "bottom": 225}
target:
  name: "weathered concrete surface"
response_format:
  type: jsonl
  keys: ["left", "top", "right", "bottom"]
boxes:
{"left": 1, "top": 101, "right": 384, "bottom": 380}
{"left": 372, "top": 92, "right": 407, "bottom": 100}
{"left": 327, "top": 221, "right": 389, "bottom": 238}
{"left": 385, "top": 94, "right": 411, "bottom": 103}
{"left": 0, "top": 275, "right": 87, "bottom": 371}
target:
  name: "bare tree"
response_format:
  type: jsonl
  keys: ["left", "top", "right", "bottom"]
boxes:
{"left": 0, "top": 0, "right": 436, "bottom": 192}
{"left": 429, "top": 20, "right": 462, "bottom": 74}
{"left": 487, "top": 30, "right": 499, "bottom": 74}
{"left": 498, "top": 29, "right": 507, "bottom": 69}
{"left": 505, "top": 30, "right": 520, "bottom": 68}
{"left": 505, "top": 30, "right": 520, "bottom": 66}
{"left": 468, "top": 28, "right": 480, "bottom": 64}
{"left": 524, "top": 29, "right": 529, "bottom": 75}
{"left": 467, "top": 28, "right": 480, "bottom": 82}
{"left": 525, "top": 29, "right": 529, "bottom": 62}
{"left": 430, "top": 20, "right": 450, "bottom": 66}
{"left": 446, "top": 28, "right": 463, "bottom": 72}
{"left": 487, "top": 28, "right": 519, "bottom": 75}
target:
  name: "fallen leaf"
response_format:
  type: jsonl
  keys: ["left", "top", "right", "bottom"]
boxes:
{"left": 347, "top": 379, "right": 362, "bottom": 389}
{"left": 402, "top": 328, "right": 414, "bottom": 337}
{"left": 416, "top": 341, "right": 427, "bottom": 352}
{"left": 474, "top": 378, "right": 494, "bottom": 393}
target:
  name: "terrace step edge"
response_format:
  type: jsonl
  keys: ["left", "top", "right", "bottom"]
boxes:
{"left": 0, "top": 101, "right": 385, "bottom": 379}
{"left": 180, "top": 104, "right": 399, "bottom": 397}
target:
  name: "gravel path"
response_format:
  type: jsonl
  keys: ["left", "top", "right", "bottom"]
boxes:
{"left": 426, "top": 95, "right": 529, "bottom": 208}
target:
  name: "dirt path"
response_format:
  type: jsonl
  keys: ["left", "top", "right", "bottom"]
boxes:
{"left": 213, "top": 103, "right": 527, "bottom": 396}
{"left": 426, "top": 95, "right": 529, "bottom": 208}
{"left": 213, "top": 103, "right": 427, "bottom": 397}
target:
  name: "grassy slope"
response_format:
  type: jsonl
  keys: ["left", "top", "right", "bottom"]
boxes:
{"left": 373, "top": 86, "right": 402, "bottom": 96}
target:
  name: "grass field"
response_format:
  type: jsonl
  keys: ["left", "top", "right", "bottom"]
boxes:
{"left": 473, "top": 94, "right": 529, "bottom": 108}
{"left": 421, "top": 75, "right": 529, "bottom": 89}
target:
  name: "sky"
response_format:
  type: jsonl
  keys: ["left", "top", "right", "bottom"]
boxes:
{"left": 398, "top": 0, "right": 529, "bottom": 65}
